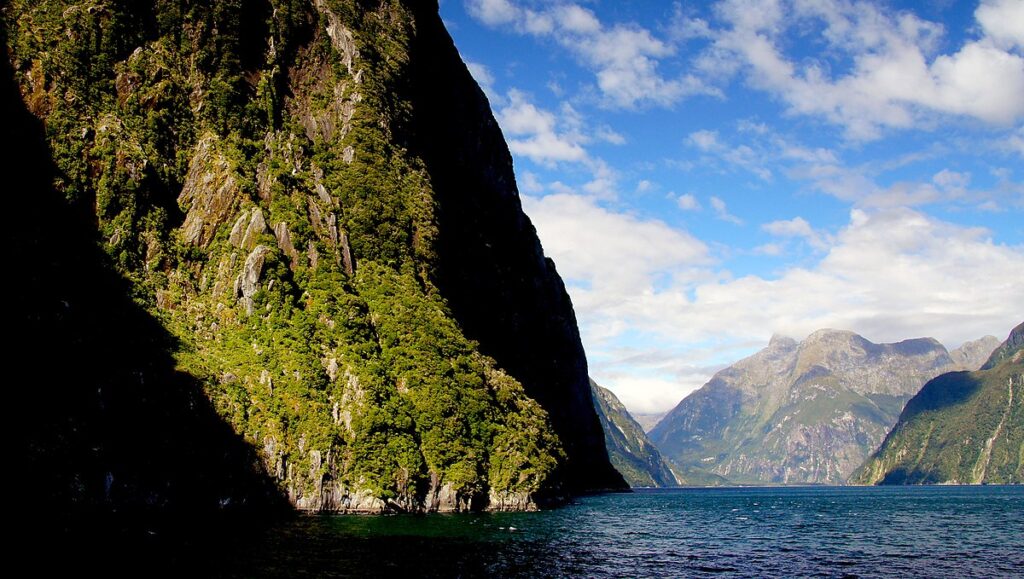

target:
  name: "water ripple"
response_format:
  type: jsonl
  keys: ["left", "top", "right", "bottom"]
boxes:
{"left": 197, "top": 485, "right": 1024, "bottom": 578}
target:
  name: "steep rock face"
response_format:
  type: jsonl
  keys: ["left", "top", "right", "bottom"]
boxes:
{"left": 4, "top": 51, "right": 285, "bottom": 517}
{"left": 950, "top": 335, "right": 1002, "bottom": 371}
{"left": 386, "top": 1, "right": 624, "bottom": 495}
{"left": 650, "top": 330, "right": 997, "bottom": 484}
{"left": 590, "top": 380, "right": 679, "bottom": 488}
{"left": 853, "top": 322, "right": 1023, "bottom": 485}
{"left": 5, "top": 0, "right": 622, "bottom": 513}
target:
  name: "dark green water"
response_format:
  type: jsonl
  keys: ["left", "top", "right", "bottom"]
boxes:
{"left": 201, "top": 486, "right": 1022, "bottom": 578}
{"left": 43, "top": 486, "right": 1023, "bottom": 577}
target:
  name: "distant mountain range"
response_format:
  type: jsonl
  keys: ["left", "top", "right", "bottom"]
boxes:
{"left": 648, "top": 330, "right": 999, "bottom": 485}
{"left": 631, "top": 413, "right": 667, "bottom": 433}
{"left": 591, "top": 380, "right": 679, "bottom": 487}
{"left": 853, "top": 322, "right": 1022, "bottom": 485}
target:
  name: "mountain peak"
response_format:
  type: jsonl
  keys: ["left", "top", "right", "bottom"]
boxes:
{"left": 804, "top": 328, "right": 861, "bottom": 343}
{"left": 854, "top": 320, "right": 1023, "bottom": 485}
{"left": 768, "top": 333, "right": 798, "bottom": 351}
{"left": 981, "top": 321, "right": 1024, "bottom": 370}
{"left": 651, "top": 327, "right": 975, "bottom": 485}
{"left": 950, "top": 335, "right": 1002, "bottom": 371}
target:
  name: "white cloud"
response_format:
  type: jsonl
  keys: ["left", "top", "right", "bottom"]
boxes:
{"left": 1003, "top": 125, "right": 1024, "bottom": 157}
{"left": 710, "top": 196, "right": 744, "bottom": 224}
{"left": 520, "top": 171, "right": 544, "bottom": 194}
{"left": 762, "top": 216, "right": 831, "bottom": 250}
{"left": 494, "top": 90, "right": 627, "bottom": 199}
{"left": 754, "top": 242, "right": 785, "bottom": 256}
{"left": 677, "top": 193, "right": 702, "bottom": 211}
{"left": 931, "top": 169, "right": 970, "bottom": 193}
{"left": 522, "top": 193, "right": 711, "bottom": 295}
{"left": 465, "top": 0, "right": 715, "bottom": 108}
{"left": 687, "top": 129, "right": 773, "bottom": 180}
{"left": 791, "top": 161, "right": 1015, "bottom": 209}
{"left": 466, "top": 0, "right": 519, "bottom": 26}
{"left": 497, "top": 89, "right": 587, "bottom": 165}
{"left": 525, "top": 199, "right": 1024, "bottom": 414}
{"left": 596, "top": 373, "right": 705, "bottom": 416}
{"left": 976, "top": 0, "right": 1024, "bottom": 50}
{"left": 595, "top": 126, "right": 627, "bottom": 145}
{"left": 688, "top": 129, "right": 720, "bottom": 151}
{"left": 464, "top": 60, "right": 498, "bottom": 102}
{"left": 581, "top": 159, "right": 619, "bottom": 199}
{"left": 700, "top": 0, "right": 1024, "bottom": 139}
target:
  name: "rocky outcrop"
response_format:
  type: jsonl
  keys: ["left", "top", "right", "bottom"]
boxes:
{"left": 179, "top": 137, "right": 244, "bottom": 247}
{"left": 6, "top": 0, "right": 623, "bottom": 514}
{"left": 237, "top": 245, "right": 271, "bottom": 314}
{"left": 229, "top": 207, "right": 267, "bottom": 251}
{"left": 591, "top": 379, "right": 680, "bottom": 487}
{"left": 853, "top": 322, "right": 1023, "bottom": 485}
{"left": 650, "top": 329, "right": 1000, "bottom": 484}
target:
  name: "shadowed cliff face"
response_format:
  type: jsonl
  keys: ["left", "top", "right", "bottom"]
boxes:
{"left": 4, "top": 0, "right": 624, "bottom": 514}
{"left": 590, "top": 380, "right": 679, "bottom": 488}
{"left": 3, "top": 43, "right": 286, "bottom": 517}
{"left": 399, "top": 2, "right": 626, "bottom": 495}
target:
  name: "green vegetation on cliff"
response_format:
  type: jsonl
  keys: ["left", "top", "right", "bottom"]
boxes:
{"left": 852, "top": 322, "right": 1024, "bottom": 485}
{"left": 5, "top": 0, "right": 622, "bottom": 513}
{"left": 590, "top": 380, "right": 679, "bottom": 488}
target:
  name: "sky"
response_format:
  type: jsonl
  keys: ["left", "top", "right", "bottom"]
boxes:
{"left": 438, "top": 0, "right": 1024, "bottom": 416}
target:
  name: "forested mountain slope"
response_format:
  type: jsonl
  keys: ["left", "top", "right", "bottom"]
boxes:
{"left": 4, "top": 0, "right": 623, "bottom": 515}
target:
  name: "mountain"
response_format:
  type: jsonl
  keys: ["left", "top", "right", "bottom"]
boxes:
{"left": 632, "top": 413, "right": 668, "bottom": 433}
{"left": 649, "top": 330, "right": 998, "bottom": 484}
{"left": 950, "top": 335, "right": 1003, "bottom": 369}
{"left": 590, "top": 380, "right": 679, "bottom": 487}
{"left": 5, "top": 0, "right": 623, "bottom": 515}
{"left": 852, "top": 322, "right": 1023, "bottom": 485}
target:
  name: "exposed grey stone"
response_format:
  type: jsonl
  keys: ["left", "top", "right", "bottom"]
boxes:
{"left": 273, "top": 221, "right": 300, "bottom": 270}
{"left": 229, "top": 207, "right": 267, "bottom": 250}
{"left": 950, "top": 335, "right": 1002, "bottom": 371}
{"left": 315, "top": 182, "right": 333, "bottom": 207}
{"left": 178, "top": 136, "right": 241, "bottom": 247}
{"left": 340, "top": 231, "right": 354, "bottom": 275}
{"left": 238, "top": 245, "right": 271, "bottom": 314}
{"left": 308, "top": 240, "right": 319, "bottom": 270}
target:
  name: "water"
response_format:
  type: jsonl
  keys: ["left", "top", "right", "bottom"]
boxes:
{"left": 191, "top": 486, "right": 1023, "bottom": 578}
{"left": 45, "top": 486, "right": 1017, "bottom": 577}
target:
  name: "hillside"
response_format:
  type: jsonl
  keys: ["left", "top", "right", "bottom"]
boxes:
{"left": 590, "top": 380, "right": 679, "bottom": 487}
{"left": 5, "top": 0, "right": 623, "bottom": 515}
{"left": 852, "top": 322, "right": 1023, "bottom": 485}
{"left": 649, "top": 330, "right": 997, "bottom": 484}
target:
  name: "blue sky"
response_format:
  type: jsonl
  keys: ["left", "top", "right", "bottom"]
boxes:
{"left": 438, "top": 0, "right": 1024, "bottom": 415}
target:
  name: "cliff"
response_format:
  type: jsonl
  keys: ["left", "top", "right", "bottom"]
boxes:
{"left": 852, "top": 322, "right": 1023, "bottom": 485}
{"left": 590, "top": 380, "right": 680, "bottom": 487}
{"left": 649, "top": 330, "right": 997, "bottom": 484}
{"left": 4, "top": 0, "right": 623, "bottom": 515}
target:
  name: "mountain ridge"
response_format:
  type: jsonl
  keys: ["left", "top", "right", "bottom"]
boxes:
{"left": 852, "top": 322, "right": 1023, "bottom": 485}
{"left": 649, "top": 329, "right": 998, "bottom": 484}
{"left": 590, "top": 379, "right": 679, "bottom": 488}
